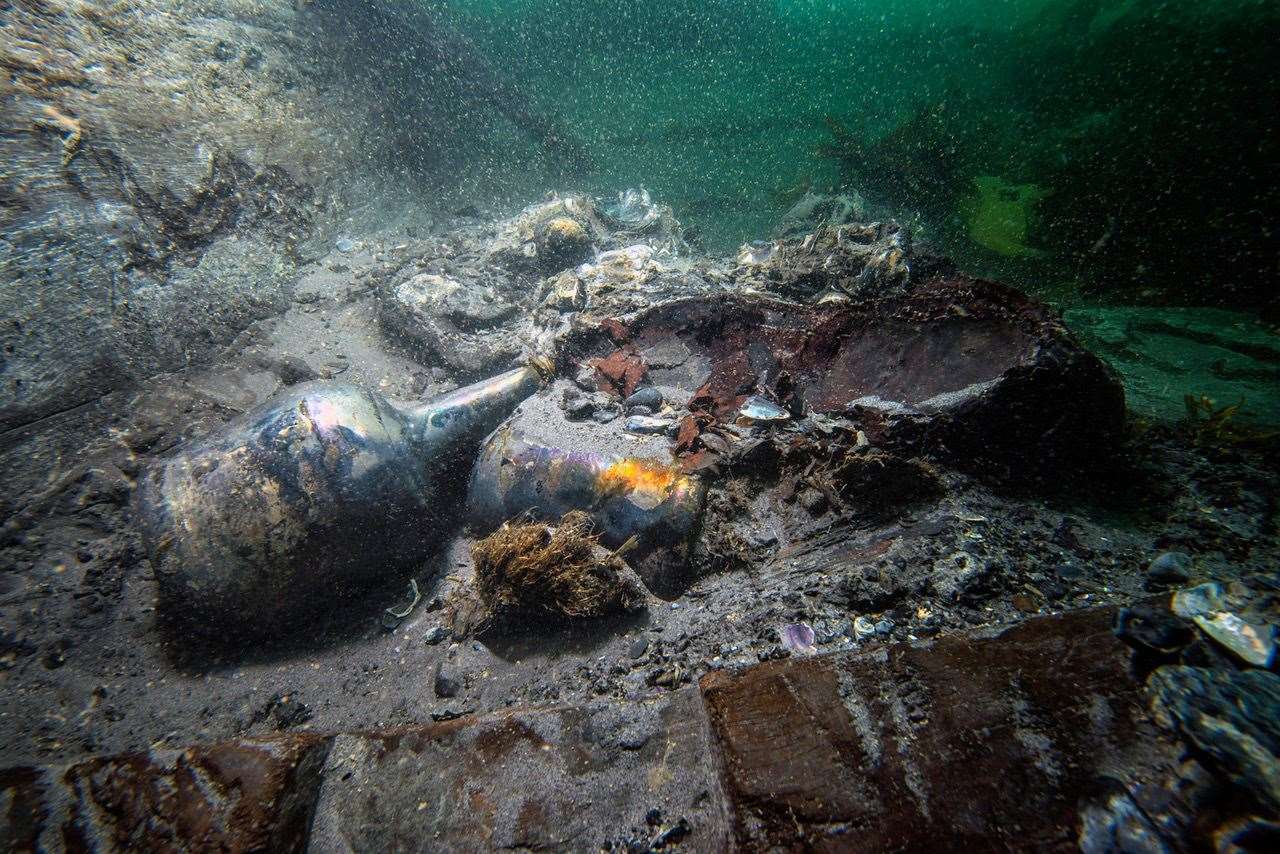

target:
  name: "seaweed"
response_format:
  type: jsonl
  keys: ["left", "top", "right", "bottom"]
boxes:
{"left": 471, "top": 512, "right": 645, "bottom": 621}
{"left": 1181, "top": 394, "right": 1278, "bottom": 447}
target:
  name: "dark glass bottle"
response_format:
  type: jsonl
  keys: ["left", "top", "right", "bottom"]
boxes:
{"left": 137, "top": 365, "right": 545, "bottom": 638}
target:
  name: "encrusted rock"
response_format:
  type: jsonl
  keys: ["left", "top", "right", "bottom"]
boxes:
{"left": 562, "top": 278, "right": 1126, "bottom": 485}
{"left": 379, "top": 272, "right": 523, "bottom": 377}
{"left": 1147, "top": 665, "right": 1280, "bottom": 814}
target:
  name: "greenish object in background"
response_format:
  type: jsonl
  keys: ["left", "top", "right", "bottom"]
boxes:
{"left": 1064, "top": 308, "right": 1280, "bottom": 426}
{"left": 441, "top": 0, "right": 1278, "bottom": 314}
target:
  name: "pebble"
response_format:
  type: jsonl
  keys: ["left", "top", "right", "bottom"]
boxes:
{"left": 628, "top": 405, "right": 654, "bottom": 417}
{"left": 625, "top": 386, "right": 663, "bottom": 409}
{"left": 1146, "top": 551, "right": 1192, "bottom": 586}
{"left": 334, "top": 236, "right": 355, "bottom": 253}
{"left": 433, "top": 664, "right": 461, "bottom": 698}
{"left": 853, "top": 615, "right": 877, "bottom": 640}
{"left": 423, "top": 625, "right": 449, "bottom": 645}
{"left": 628, "top": 636, "right": 649, "bottom": 659}
{"left": 563, "top": 394, "right": 595, "bottom": 421}
{"left": 874, "top": 618, "right": 895, "bottom": 636}
{"left": 591, "top": 408, "right": 618, "bottom": 425}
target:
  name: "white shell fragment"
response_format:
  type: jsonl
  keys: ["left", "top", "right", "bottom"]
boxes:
{"left": 1172, "top": 582, "right": 1277, "bottom": 667}
{"left": 738, "top": 395, "right": 790, "bottom": 424}
{"left": 1193, "top": 611, "right": 1276, "bottom": 668}
{"left": 624, "top": 415, "right": 675, "bottom": 435}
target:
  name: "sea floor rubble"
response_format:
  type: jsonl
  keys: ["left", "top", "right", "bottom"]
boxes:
{"left": 1, "top": 191, "right": 1277, "bottom": 849}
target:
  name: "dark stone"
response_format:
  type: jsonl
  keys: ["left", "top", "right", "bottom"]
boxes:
{"left": 1145, "top": 551, "right": 1193, "bottom": 587}
{"left": 700, "top": 606, "right": 1175, "bottom": 850}
{"left": 625, "top": 386, "right": 663, "bottom": 410}
{"left": 434, "top": 663, "right": 462, "bottom": 699}
{"left": 1114, "top": 605, "right": 1194, "bottom": 656}
{"left": 1147, "top": 665, "right": 1280, "bottom": 814}
{"left": 629, "top": 636, "right": 650, "bottom": 659}
{"left": 562, "top": 392, "right": 596, "bottom": 420}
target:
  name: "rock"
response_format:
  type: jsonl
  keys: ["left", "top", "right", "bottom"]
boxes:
{"left": 1113, "top": 606, "right": 1195, "bottom": 656}
{"left": 1146, "top": 551, "right": 1193, "bottom": 587}
{"left": 567, "top": 282, "right": 1125, "bottom": 486}
{"left": 1147, "top": 666, "right": 1280, "bottom": 814}
{"left": 1078, "top": 789, "right": 1167, "bottom": 854}
{"left": 486, "top": 195, "right": 603, "bottom": 274}
{"left": 423, "top": 625, "right": 449, "bottom": 645}
{"left": 434, "top": 664, "right": 461, "bottom": 699}
{"left": 536, "top": 216, "right": 593, "bottom": 272}
{"left": 546, "top": 269, "right": 587, "bottom": 311}
{"left": 700, "top": 606, "right": 1173, "bottom": 850}
{"left": 0, "top": 734, "right": 331, "bottom": 851}
{"left": 561, "top": 389, "right": 596, "bottom": 420}
{"left": 625, "top": 386, "right": 663, "bottom": 410}
{"left": 629, "top": 636, "right": 650, "bottom": 659}
{"left": 307, "top": 691, "right": 731, "bottom": 851}
{"left": 379, "top": 273, "right": 522, "bottom": 378}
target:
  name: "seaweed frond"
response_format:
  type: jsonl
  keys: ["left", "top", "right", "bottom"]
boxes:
{"left": 472, "top": 511, "right": 644, "bottom": 621}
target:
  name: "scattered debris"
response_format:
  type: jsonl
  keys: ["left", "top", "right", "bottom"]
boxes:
{"left": 381, "top": 579, "right": 422, "bottom": 629}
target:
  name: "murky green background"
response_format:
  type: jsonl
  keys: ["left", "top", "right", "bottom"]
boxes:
{"left": 425, "top": 0, "right": 1278, "bottom": 424}
{"left": 440, "top": 1, "right": 1274, "bottom": 305}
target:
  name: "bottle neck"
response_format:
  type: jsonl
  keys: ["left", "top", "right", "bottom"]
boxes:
{"left": 407, "top": 365, "right": 544, "bottom": 449}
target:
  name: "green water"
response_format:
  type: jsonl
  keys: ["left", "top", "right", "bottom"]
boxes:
{"left": 437, "top": 0, "right": 1277, "bottom": 315}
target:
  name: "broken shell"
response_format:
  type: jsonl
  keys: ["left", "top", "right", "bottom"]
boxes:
{"left": 602, "top": 188, "right": 662, "bottom": 232}
{"left": 1193, "top": 611, "right": 1277, "bottom": 668}
{"left": 624, "top": 414, "right": 675, "bottom": 435}
{"left": 737, "top": 395, "right": 790, "bottom": 424}
{"left": 781, "top": 623, "right": 817, "bottom": 655}
{"left": 736, "top": 240, "right": 777, "bottom": 266}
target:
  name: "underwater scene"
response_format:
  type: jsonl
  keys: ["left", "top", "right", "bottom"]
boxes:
{"left": 1, "top": 0, "right": 1278, "bottom": 849}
